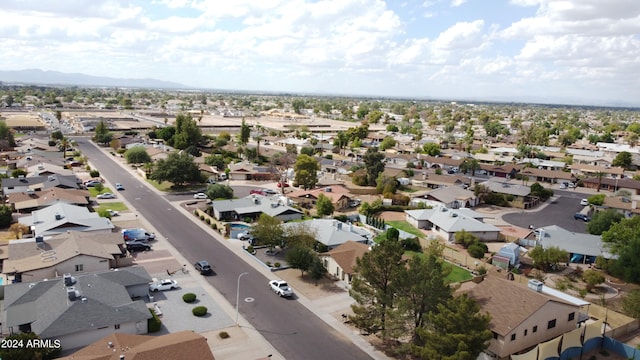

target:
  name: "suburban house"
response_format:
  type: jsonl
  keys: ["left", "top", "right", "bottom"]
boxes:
{"left": 26, "top": 162, "right": 74, "bottom": 177}
{"left": 581, "top": 177, "right": 640, "bottom": 194}
{"left": 599, "top": 196, "right": 640, "bottom": 217}
{"left": 524, "top": 225, "right": 614, "bottom": 264}
{"left": 569, "top": 164, "right": 624, "bottom": 179}
{"left": 6, "top": 187, "right": 91, "bottom": 213}
{"left": 210, "top": 194, "right": 302, "bottom": 222}
{"left": 287, "top": 185, "right": 353, "bottom": 210}
{"left": 320, "top": 240, "right": 370, "bottom": 284}
{"left": 3, "top": 267, "right": 153, "bottom": 351}
{"left": 227, "top": 161, "right": 275, "bottom": 181}
{"left": 410, "top": 186, "right": 478, "bottom": 209}
{"left": 519, "top": 167, "right": 575, "bottom": 185}
{"left": 145, "top": 146, "right": 171, "bottom": 161}
{"left": 405, "top": 206, "right": 500, "bottom": 242}
{"left": 18, "top": 202, "right": 115, "bottom": 237}
{"left": 410, "top": 172, "right": 471, "bottom": 189}
{"left": 479, "top": 164, "right": 521, "bottom": 178}
{"left": 282, "top": 219, "right": 371, "bottom": 250}
{"left": 57, "top": 330, "right": 216, "bottom": 360}
{"left": 481, "top": 180, "right": 537, "bottom": 209}
{"left": 2, "top": 231, "right": 128, "bottom": 283}
{"left": 465, "top": 276, "right": 587, "bottom": 360}
{"left": 420, "top": 155, "right": 464, "bottom": 171}
{"left": 2, "top": 174, "right": 81, "bottom": 195}
{"left": 566, "top": 148, "right": 609, "bottom": 166}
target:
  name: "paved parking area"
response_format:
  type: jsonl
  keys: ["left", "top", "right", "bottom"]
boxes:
{"left": 148, "top": 281, "right": 235, "bottom": 334}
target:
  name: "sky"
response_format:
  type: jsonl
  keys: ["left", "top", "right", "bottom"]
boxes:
{"left": 1, "top": 0, "right": 639, "bottom": 106}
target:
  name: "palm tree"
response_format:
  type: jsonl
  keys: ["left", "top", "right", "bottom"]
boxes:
{"left": 596, "top": 171, "right": 604, "bottom": 192}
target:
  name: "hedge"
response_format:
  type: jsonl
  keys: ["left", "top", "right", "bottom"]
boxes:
{"left": 183, "top": 293, "right": 197, "bottom": 303}
{"left": 192, "top": 306, "right": 208, "bottom": 317}
{"left": 148, "top": 308, "right": 162, "bottom": 332}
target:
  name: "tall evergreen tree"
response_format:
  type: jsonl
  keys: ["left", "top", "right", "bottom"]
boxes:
{"left": 239, "top": 118, "right": 250, "bottom": 145}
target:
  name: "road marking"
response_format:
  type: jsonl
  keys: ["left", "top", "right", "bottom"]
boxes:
{"left": 244, "top": 297, "right": 255, "bottom": 303}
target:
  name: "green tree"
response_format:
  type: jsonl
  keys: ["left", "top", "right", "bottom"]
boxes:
{"left": 397, "top": 243, "right": 453, "bottom": 344}
{"left": 292, "top": 99, "right": 305, "bottom": 114}
{"left": 285, "top": 246, "right": 316, "bottom": 277}
{"left": 386, "top": 228, "right": 399, "bottom": 241}
{"left": 0, "top": 204, "right": 13, "bottom": 227}
{"left": 316, "top": 193, "right": 335, "bottom": 216}
{"left": 363, "top": 147, "right": 385, "bottom": 186}
{"left": 379, "top": 136, "right": 396, "bottom": 151}
{"left": 293, "top": 154, "right": 320, "bottom": 190}
{"left": 587, "top": 209, "right": 624, "bottom": 235}
{"left": 454, "top": 230, "right": 479, "bottom": 248}
{"left": 612, "top": 151, "right": 633, "bottom": 169}
{"left": 50, "top": 130, "right": 64, "bottom": 140}
{"left": 309, "top": 257, "right": 327, "bottom": 285}
{"left": 422, "top": 143, "right": 441, "bottom": 156}
{"left": 0, "top": 332, "right": 61, "bottom": 360}
{"left": 150, "top": 152, "right": 202, "bottom": 186}
{"left": 125, "top": 146, "right": 152, "bottom": 164}
{"left": 282, "top": 222, "right": 317, "bottom": 249}
{"left": 350, "top": 238, "right": 405, "bottom": 339}
{"left": 413, "top": 294, "right": 492, "bottom": 360}
{"left": 11, "top": 168, "right": 27, "bottom": 178}
{"left": 582, "top": 270, "right": 605, "bottom": 292}
{"left": 622, "top": 289, "right": 640, "bottom": 319}
{"left": 239, "top": 118, "right": 250, "bottom": 145}
{"left": 460, "top": 158, "right": 480, "bottom": 176}
{"left": 205, "top": 184, "right": 234, "bottom": 200}
{"left": 602, "top": 216, "right": 640, "bottom": 282}
{"left": 251, "top": 213, "right": 284, "bottom": 250}
{"left": 93, "top": 119, "right": 112, "bottom": 145}
{"left": 587, "top": 193, "right": 606, "bottom": 206}
{"left": 0, "top": 121, "right": 16, "bottom": 147}
{"left": 204, "top": 154, "right": 226, "bottom": 170}
{"left": 172, "top": 113, "right": 202, "bottom": 150}
{"left": 528, "top": 245, "right": 568, "bottom": 272}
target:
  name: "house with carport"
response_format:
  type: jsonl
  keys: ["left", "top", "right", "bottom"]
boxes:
{"left": 18, "top": 202, "right": 115, "bottom": 237}
{"left": 287, "top": 185, "right": 353, "bottom": 211}
{"left": 210, "top": 194, "right": 302, "bottom": 222}
{"left": 282, "top": 219, "right": 371, "bottom": 250}
{"left": 405, "top": 206, "right": 500, "bottom": 242}
{"left": 410, "top": 186, "right": 478, "bottom": 209}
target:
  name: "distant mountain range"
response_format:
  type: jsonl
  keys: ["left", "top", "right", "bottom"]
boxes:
{"left": 0, "top": 69, "right": 187, "bottom": 89}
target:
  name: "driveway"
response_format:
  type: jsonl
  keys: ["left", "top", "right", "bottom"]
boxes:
{"left": 501, "top": 195, "right": 590, "bottom": 233}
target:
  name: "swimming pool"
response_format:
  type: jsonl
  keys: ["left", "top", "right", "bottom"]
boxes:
{"left": 229, "top": 223, "right": 250, "bottom": 230}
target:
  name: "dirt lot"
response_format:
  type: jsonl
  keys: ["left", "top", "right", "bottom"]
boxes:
{"left": 276, "top": 268, "right": 346, "bottom": 300}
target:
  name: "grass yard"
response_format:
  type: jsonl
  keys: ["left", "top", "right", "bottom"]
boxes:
{"left": 88, "top": 187, "right": 114, "bottom": 196}
{"left": 94, "top": 202, "right": 128, "bottom": 212}
{"left": 386, "top": 220, "right": 425, "bottom": 238}
{"left": 445, "top": 263, "right": 473, "bottom": 283}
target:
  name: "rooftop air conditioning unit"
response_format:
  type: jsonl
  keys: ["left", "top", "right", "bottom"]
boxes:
{"left": 528, "top": 279, "right": 543, "bottom": 292}
{"left": 67, "top": 287, "right": 80, "bottom": 301}
{"left": 27, "top": 189, "right": 35, "bottom": 195}
{"left": 55, "top": 213, "right": 63, "bottom": 221}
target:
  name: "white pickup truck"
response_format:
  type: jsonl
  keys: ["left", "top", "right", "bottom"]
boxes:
{"left": 269, "top": 280, "right": 293, "bottom": 297}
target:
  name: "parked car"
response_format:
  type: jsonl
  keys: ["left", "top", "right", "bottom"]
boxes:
{"left": 115, "top": 183, "right": 125, "bottom": 191}
{"left": 237, "top": 231, "right": 253, "bottom": 241}
{"left": 107, "top": 209, "right": 119, "bottom": 217}
{"left": 269, "top": 280, "right": 293, "bottom": 297}
{"left": 125, "top": 238, "right": 149, "bottom": 246}
{"left": 574, "top": 213, "right": 591, "bottom": 222}
{"left": 580, "top": 199, "right": 589, "bottom": 206}
{"left": 97, "top": 192, "right": 116, "bottom": 199}
{"left": 250, "top": 189, "right": 265, "bottom": 195}
{"left": 85, "top": 180, "right": 101, "bottom": 187}
{"left": 263, "top": 189, "right": 277, "bottom": 195}
{"left": 194, "top": 260, "right": 213, "bottom": 275}
{"left": 149, "top": 279, "right": 178, "bottom": 292}
{"left": 559, "top": 183, "right": 567, "bottom": 189}
{"left": 126, "top": 242, "right": 151, "bottom": 253}
{"left": 276, "top": 182, "right": 289, "bottom": 188}
{"left": 122, "top": 228, "right": 156, "bottom": 241}
{"left": 193, "top": 192, "right": 208, "bottom": 199}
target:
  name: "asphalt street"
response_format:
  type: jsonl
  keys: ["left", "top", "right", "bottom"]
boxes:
{"left": 75, "top": 138, "right": 372, "bottom": 360}
{"left": 502, "top": 190, "right": 591, "bottom": 233}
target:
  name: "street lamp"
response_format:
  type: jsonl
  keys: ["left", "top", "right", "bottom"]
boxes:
{"left": 235, "top": 272, "right": 249, "bottom": 326}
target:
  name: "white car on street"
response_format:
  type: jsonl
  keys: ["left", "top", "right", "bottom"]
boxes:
{"left": 149, "top": 279, "right": 178, "bottom": 292}
{"left": 107, "top": 209, "right": 119, "bottom": 217}
{"left": 269, "top": 280, "right": 293, "bottom": 297}
{"left": 193, "top": 192, "right": 208, "bottom": 199}
{"left": 580, "top": 199, "right": 589, "bottom": 206}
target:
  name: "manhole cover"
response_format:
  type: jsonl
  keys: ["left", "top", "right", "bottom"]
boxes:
{"left": 244, "top": 297, "right": 255, "bottom": 303}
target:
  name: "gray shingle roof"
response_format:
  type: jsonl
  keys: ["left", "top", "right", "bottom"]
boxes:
{"left": 536, "top": 225, "right": 613, "bottom": 258}
{"left": 406, "top": 207, "right": 500, "bottom": 233}
{"left": 282, "top": 219, "right": 370, "bottom": 248}
{"left": 18, "top": 203, "right": 114, "bottom": 236}
{"left": 4, "top": 267, "right": 152, "bottom": 338}
{"left": 212, "top": 194, "right": 302, "bottom": 217}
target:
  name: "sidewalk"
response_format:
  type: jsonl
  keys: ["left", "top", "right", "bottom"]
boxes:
{"left": 89, "top": 143, "right": 388, "bottom": 359}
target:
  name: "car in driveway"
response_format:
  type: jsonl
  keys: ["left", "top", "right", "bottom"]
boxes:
{"left": 149, "top": 279, "right": 178, "bottom": 292}
{"left": 574, "top": 213, "right": 591, "bottom": 222}
{"left": 126, "top": 242, "right": 151, "bottom": 253}
{"left": 122, "top": 228, "right": 156, "bottom": 241}
{"left": 115, "top": 183, "right": 125, "bottom": 191}
{"left": 276, "top": 182, "right": 290, "bottom": 188}
{"left": 580, "top": 199, "right": 589, "bottom": 206}
{"left": 193, "top": 192, "right": 209, "bottom": 199}
{"left": 106, "top": 209, "right": 119, "bottom": 217}
{"left": 84, "top": 180, "right": 101, "bottom": 187}
{"left": 97, "top": 192, "right": 116, "bottom": 199}
{"left": 194, "top": 260, "right": 213, "bottom": 275}
{"left": 263, "top": 189, "right": 277, "bottom": 195}
{"left": 269, "top": 280, "right": 293, "bottom": 297}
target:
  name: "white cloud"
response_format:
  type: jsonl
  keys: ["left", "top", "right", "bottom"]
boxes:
{"left": 433, "top": 20, "right": 485, "bottom": 50}
{"left": 450, "top": 0, "right": 467, "bottom": 7}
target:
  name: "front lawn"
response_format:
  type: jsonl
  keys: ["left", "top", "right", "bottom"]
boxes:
{"left": 386, "top": 220, "right": 425, "bottom": 238}
{"left": 88, "top": 187, "right": 113, "bottom": 196}
{"left": 94, "top": 202, "right": 128, "bottom": 212}
{"left": 445, "top": 263, "right": 473, "bottom": 283}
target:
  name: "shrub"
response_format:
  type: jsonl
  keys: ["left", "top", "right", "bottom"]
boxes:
{"left": 48, "top": 140, "right": 56, "bottom": 146}
{"left": 247, "top": 245, "right": 254, "bottom": 253}
{"left": 274, "top": 262, "right": 281, "bottom": 268}
{"left": 89, "top": 170, "right": 100, "bottom": 178}
{"left": 401, "top": 237, "right": 422, "bottom": 252}
{"left": 219, "top": 331, "right": 230, "bottom": 339}
{"left": 148, "top": 308, "right": 162, "bottom": 332}
{"left": 182, "top": 293, "right": 197, "bottom": 303}
{"left": 477, "top": 265, "right": 488, "bottom": 275}
{"left": 200, "top": 215, "right": 205, "bottom": 221}
{"left": 266, "top": 261, "right": 272, "bottom": 267}
{"left": 205, "top": 218, "right": 211, "bottom": 224}
{"left": 212, "top": 223, "right": 217, "bottom": 230}
{"left": 192, "top": 306, "right": 208, "bottom": 317}
{"left": 468, "top": 243, "right": 487, "bottom": 259}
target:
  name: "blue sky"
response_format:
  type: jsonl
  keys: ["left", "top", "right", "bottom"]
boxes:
{"left": 1, "top": 0, "right": 639, "bottom": 106}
